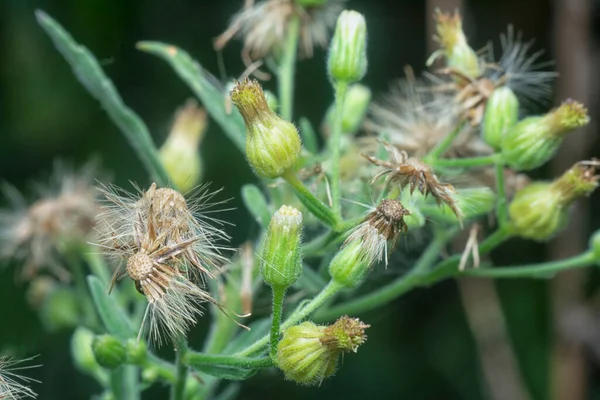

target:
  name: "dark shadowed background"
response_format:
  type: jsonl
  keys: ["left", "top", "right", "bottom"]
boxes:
{"left": 1, "top": 0, "right": 600, "bottom": 399}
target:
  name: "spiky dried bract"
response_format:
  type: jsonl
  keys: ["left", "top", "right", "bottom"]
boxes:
{"left": 95, "top": 182, "right": 231, "bottom": 345}
{"left": 321, "top": 315, "right": 369, "bottom": 353}
{"left": 364, "top": 143, "right": 462, "bottom": 219}
{"left": 344, "top": 198, "right": 411, "bottom": 266}
{"left": 215, "top": 0, "right": 346, "bottom": 60}
{"left": 365, "top": 73, "right": 489, "bottom": 158}
{"left": 0, "top": 162, "right": 99, "bottom": 280}
{"left": 0, "top": 356, "right": 40, "bottom": 399}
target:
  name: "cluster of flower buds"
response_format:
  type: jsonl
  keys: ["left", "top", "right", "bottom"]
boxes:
{"left": 277, "top": 316, "right": 369, "bottom": 385}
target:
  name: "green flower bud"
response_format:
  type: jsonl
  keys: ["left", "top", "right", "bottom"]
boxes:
{"left": 328, "top": 10, "right": 368, "bottom": 84}
{"left": 42, "top": 287, "right": 79, "bottom": 331}
{"left": 261, "top": 205, "right": 303, "bottom": 289}
{"left": 231, "top": 79, "right": 302, "bottom": 178}
{"left": 329, "top": 240, "right": 370, "bottom": 288}
{"left": 277, "top": 316, "right": 369, "bottom": 385}
{"left": 71, "top": 327, "right": 102, "bottom": 374}
{"left": 590, "top": 230, "right": 600, "bottom": 266}
{"left": 159, "top": 99, "right": 206, "bottom": 191}
{"left": 433, "top": 10, "right": 480, "bottom": 79}
{"left": 126, "top": 339, "right": 147, "bottom": 365}
{"left": 92, "top": 335, "right": 127, "bottom": 370}
{"left": 142, "top": 365, "right": 160, "bottom": 384}
{"left": 482, "top": 87, "right": 519, "bottom": 150}
{"left": 502, "top": 100, "right": 590, "bottom": 170}
{"left": 509, "top": 160, "right": 599, "bottom": 241}
{"left": 324, "top": 84, "right": 372, "bottom": 135}
{"left": 423, "top": 188, "right": 496, "bottom": 224}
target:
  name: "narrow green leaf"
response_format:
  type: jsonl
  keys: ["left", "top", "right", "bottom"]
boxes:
{"left": 136, "top": 41, "right": 246, "bottom": 153}
{"left": 183, "top": 353, "right": 271, "bottom": 380}
{"left": 299, "top": 117, "right": 318, "bottom": 154}
{"left": 35, "top": 10, "right": 169, "bottom": 186}
{"left": 87, "top": 276, "right": 136, "bottom": 340}
{"left": 241, "top": 184, "right": 271, "bottom": 228}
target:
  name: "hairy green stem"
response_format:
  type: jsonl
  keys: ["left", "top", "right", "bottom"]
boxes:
{"left": 283, "top": 169, "right": 340, "bottom": 229}
{"left": 171, "top": 339, "right": 188, "bottom": 400}
{"left": 235, "top": 281, "right": 343, "bottom": 357}
{"left": 424, "top": 120, "right": 466, "bottom": 161}
{"left": 432, "top": 153, "right": 502, "bottom": 168}
{"left": 461, "top": 251, "right": 595, "bottom": 278}
{"left": 329, "top": 81, "right": 349, "bottom": 216}
{"left": 278, "top": 16, "right": 300, "bottom": 121}
{"left": 269, "top": 288, "right": 286, "bottom": 361}
{"left": 495, "top": 159, "right": 508, "bottom": 226}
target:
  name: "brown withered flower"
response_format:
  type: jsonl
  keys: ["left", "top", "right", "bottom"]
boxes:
{"left": 344, "top": 198, "right": 411, "bottom": 266}
{"left": 95, "top": 182, "right": 236, "bottom": 345}
{"left": 364, "top": 142, "right": 462, "bottom": 219}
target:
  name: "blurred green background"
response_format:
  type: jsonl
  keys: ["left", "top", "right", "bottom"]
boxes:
{"left": 2, "top": 0, "right": 600, "bottom": 399}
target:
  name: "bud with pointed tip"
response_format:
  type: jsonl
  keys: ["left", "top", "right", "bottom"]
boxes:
{"left": 231, "top": 79, "right": 302, "bottom": 178}
{"left": 261, "top": 205, "right": 303, "bottom": 289}
{"left": 159, "top": 100, "right": 206, "bottom": 191}
{"left": 328, "top": 10, "right": 368, "bottom": 84}
{"left": 482, "top": 87, "right": 519, "bottom": 150}
{"left": 433, "top": 10, "right": 480, "bottom": 79}
{"left": 509, "top": 160, "right": 599, "bottom": 241}
{"left": 92, "top": 335, "right": 126, "bottom": 370}
{"left": 502, "top": 100, "right": 590, "bottom": 170}
{"left": 276, "top": 316, "right": 369, "bottom": 385}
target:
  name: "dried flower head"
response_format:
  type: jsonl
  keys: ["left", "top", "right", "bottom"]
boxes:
{"left": 215, "top": 0, "right": 345, "bottom": 62}
{"left": 0, "top": 355, "right": 40, "bottom": 399}
{"left": 95, "top": 182, "right": 232, "bottom": 345}
{"left": 365, "top": 69, "right": 490, "bottom": 158}
{"left": 364, "top": 142, "right": 462, "bottom": 219}
{"left": 320, "top": 315, "right": 369, "bottom": 353}
{"left": 344, "top": 198, "right": 411, "bottom": 266}
{"left": 431, "top": 13, "right": 556, "bottom": 125}
{"left": 0, "top": 162, "right": 99, "bottom": 281}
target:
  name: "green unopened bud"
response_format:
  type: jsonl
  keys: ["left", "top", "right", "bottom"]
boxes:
{"left": 261, "top": 205, "right": 303, "bottom": 289}
{"left": 502, "top": 100, "right": 590, "bottom": 170}
{"left": 482, "top": 87, "right": 519, "bottom": 150}
{"left": 509, "top": 160, "right": 599, "bottom": 240}
{"left": 126, "top": 339, "right": 147, "bottom": 365}
{"left": 590, "top": 230, "right": 600, "bottom": 266}
{"left": 159, "top": 100, "right": 206, "bottom": 191}
{"left": 329, "top": 240, "right": 370, "bottom": 288}
{"left": 424, "top": 188, "right": 495, "bottom": 224}
{"left": 433, "top": 10, "right": 480, "bottom": 79}
{"left": 277, "top": 316, "right": 368, "bottom": 385}
{"left": 231, "top": 79, "right": 302, "bottom": 178}
{"left": 324, "top": 84, "right": 371, "bottom": 135}
{"left": 92, "top": 335, "right": 126, "bottom": 370}
{"left": 142, "top": 366, "right": 160, "bottom": 384}
{"left": 328, "top": 10, "right": 368, "bottom": 83}
{"left": 42, "top": 287, "right": 79, "bottom": 331}
{"left": 71, "top": 327, "right": 102, "bottom": 374}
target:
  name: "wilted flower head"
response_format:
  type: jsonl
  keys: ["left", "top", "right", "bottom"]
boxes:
{"left": 0, "top": 355, "right": 40, "bottom": 399}
{"left": 95, "top": 182, "right": 232, "bottom": 345}
{"left": 365, "top": 69, "right": 489, "bottom": 158}
{"left": 215, "top": 0, "right": 345, "bottom": 62}
{"left": 0, "top": 162, "right": 99, "bottom": 281}
{"left": 431, "top": 10, "right": 556, "bottom": 125}
{"left": 364, "top": 142, "right": 462, "bottom": 219}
